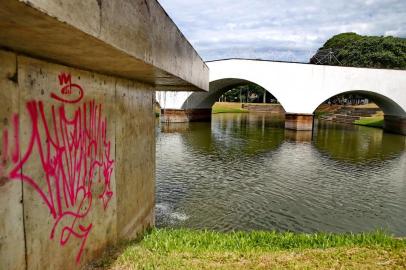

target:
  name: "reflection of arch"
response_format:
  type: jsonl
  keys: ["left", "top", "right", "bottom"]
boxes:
{"left": 311, "top": 90, "right": 406, "bottom": 117}
{"left": 181, "top": 78, "right": 287, "bottom": 111}
{"left": 161, "top": 114, "right": 285, "bottom": 155}
{"left": 313, "top": 120, "right": 406, "bottom": 162}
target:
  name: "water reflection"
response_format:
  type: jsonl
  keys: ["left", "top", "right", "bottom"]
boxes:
{"left": 156, "top": 113, "right": 406, "bottom": 236}
{"left": 314, "top": 120, "right": 406, "bottom": 162}
{"left": 284, "top": 130, "right": 313, "bottom": 142}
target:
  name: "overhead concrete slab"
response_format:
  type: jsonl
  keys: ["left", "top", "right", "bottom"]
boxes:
{"left": 0, "top": 0, "right": 209, "bottom": 91}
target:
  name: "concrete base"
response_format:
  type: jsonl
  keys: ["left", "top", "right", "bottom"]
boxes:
{"left": 160, "top": 108, "right": 212, "bottom": 123}
{"left": 161, "top": 123, "right": 190, "bottom": 133}
{"left": 285, "top": 113, "right": 314, "bottom": 131}
{"left": 384, "top": 115, "right": 406, "bottom": 136}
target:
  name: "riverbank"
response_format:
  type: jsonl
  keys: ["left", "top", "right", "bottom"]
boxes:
{"left": 212, "top": 102, "right": 284, "bottom": 114}
{"left": 88, "top": 229, "right": 406, "bottom": 269}
{"left": 212, "top": 102, "right": 248, "bottom": 113}
{"left": 354, "top": 116, "right": 384, "bottom": 128}
{"left": 317, "top": 103, "right": 385, "bottom": 129}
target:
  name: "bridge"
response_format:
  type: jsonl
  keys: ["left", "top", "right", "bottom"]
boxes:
{"left": 157, "top": 59, "right": 406, "bottom": 135}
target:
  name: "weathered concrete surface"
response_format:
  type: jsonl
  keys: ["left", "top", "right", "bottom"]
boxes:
{"left": 115, "top": 79, "right": 155, "bottom": 240}
{"left": 0, "top": 0, "right": 209, "bottom": 91}
{"left": 160, "top": 109, "right": 212, "bottom": 123}
{"left": 1, "top": 0, "right": 207, "bottom": 268}
{"left": 160, "top": 109, "right": 189, "bottom": 123}
{"left": 0, "top": 51, "right": 26, "bottom": 270}
{"left": 0, "top": 50, "right": 156, "bottom": 269}
{"left": 384, "top": 115, "right": 406, "bottom": 136}
{"left": 285, "top": 114, "right": 314, "bottom": 131}
{"left": 18, "top": 56, "right": 118, "bottom": 269}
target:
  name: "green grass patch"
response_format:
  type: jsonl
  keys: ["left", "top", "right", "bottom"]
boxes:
{"left": 212, "top": 102, "right": 249, "bottom": 114}
{"left": 212, "top": 107, "right": 248, "bottom": 114}
{"left": 141, "top": 229, "right": 405, "bottom": 252}
{"left": 354, "top": 116, "right": 384, "bottom": 128}
{"left": 88, "top": 229, "right": 406, "bottom": 269}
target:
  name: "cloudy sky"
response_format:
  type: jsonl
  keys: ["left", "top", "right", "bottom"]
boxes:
{"left": 158, "top": 0, "right": 406, "bottom": 62}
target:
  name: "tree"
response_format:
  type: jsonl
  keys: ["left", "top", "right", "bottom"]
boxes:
{"left": 310, "top": 33, "right": 406, "bottom": 70}
{"left": 220, "top": 83, "right": 276, "bottom": 103}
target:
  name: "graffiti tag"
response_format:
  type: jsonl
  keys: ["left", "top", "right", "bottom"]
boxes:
{"left": 0, "top": 73, "right": 114, "bottom": 263}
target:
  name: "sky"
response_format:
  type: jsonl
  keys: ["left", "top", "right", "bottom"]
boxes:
{"left": 158, "top": 0, "right": 406, "bottom": 62}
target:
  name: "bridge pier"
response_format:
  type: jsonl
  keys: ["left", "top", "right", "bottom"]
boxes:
{"left": 0, "top": 1, "right": 209, "bottom": 268}
{"left": 161, "top": 108, "right": 212, "bottom": 123}
{"left": 284, "top": 113, "right": 314, "bottom": 131}
{"left": 384, "top": 115, "right": 406, "bottom": 135}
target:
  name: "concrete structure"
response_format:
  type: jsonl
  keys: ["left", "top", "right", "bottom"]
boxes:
{"left": 0, "top": 1, "right": 207, "bottom": 269}
{"left": 158, "top": 59, "right": 406, "bottom": 135}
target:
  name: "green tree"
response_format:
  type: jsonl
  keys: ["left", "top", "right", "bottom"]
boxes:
{"left": 310, "top": 33, "right": 406, "bottom": 70}
{"left": 220, "top": 83, "right": 276, "bottom": 103}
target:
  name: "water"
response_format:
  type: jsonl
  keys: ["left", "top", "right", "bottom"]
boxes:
{"left": 156, "top": 113, "right": 406, "bottom": 236}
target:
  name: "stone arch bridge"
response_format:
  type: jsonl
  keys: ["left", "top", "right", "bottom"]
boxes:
{"left": 157, "top": 59, "right": 406, "bottom": 135}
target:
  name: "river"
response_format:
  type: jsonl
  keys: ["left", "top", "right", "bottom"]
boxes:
{"left": 156, "top": 113, "right": 406, "bottom": 236}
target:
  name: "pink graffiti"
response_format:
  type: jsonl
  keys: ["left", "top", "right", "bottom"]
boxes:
{"left": 0, "top": 73, "right": 114, "bottom": 263}
{"left": 51, "top": 72, "right": 84, "bottom": 103}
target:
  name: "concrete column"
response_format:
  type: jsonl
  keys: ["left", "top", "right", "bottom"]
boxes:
{"left": 160, "top": 108, "right": 212, "bottom": 123}
{"left": 285, "top": 113, "right": 314, "bottom": 131}
{"left": 384, "top": 115, "right": 406, "bottom": 136}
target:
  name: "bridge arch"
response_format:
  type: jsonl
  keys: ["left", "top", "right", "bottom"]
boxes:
{"left": 311, "top": 90, "right": 406, "bottom": 117}
{"left": 181, "top": 78, "right": 286, "bottom": 111}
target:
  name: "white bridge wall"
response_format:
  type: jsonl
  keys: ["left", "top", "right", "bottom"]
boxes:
{"left": 157, "top": 59, "right": 406, "bottom": 116}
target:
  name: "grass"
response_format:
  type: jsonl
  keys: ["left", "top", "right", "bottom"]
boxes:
{"left": 212, "top": 102, "right": 248, "bottom": 114}
{"left": 354, "top": 116, "right": 384, "bottom": 128}
{"left": 88, "top": 229, "right": 406, "bottom": 270}
{"left": 212, "top": 107, "right": 249, "bottom": 114}
{"left": 314, "top": 111, "right": 329, "bottom": 118}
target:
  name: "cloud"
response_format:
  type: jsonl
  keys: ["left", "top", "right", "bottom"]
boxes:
{"left": 158, "top": 0, "right": 406, "bottom": 62}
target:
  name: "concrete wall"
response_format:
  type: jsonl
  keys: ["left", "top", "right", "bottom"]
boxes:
{"left": 1, "top": 0, "right": 208, "bottom": 267}
{"left": 0, "top": 50, "right": 155, "bottom": 269}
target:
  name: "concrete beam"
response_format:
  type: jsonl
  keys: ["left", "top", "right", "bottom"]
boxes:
{"left": 0, "top": 0, "right": 209, "bottom": 91}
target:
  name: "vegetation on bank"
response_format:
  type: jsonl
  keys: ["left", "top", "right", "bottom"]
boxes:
{"left": 212, "top": 102, "right": 283, "bottom": 114}
{"left": 310, "top": 32, "right": 406, "bottom": 70}
{"left": 89, "top": 228, "right": 406, "bottom": 269}
{"left": 354, "top": 116, "right": 384, "bottom": 128}
{"left": 219, "top": 83, "right": 273, "bottom": 103}
{"left": 212, "top": 102, "right": 248, "bottom": 114}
